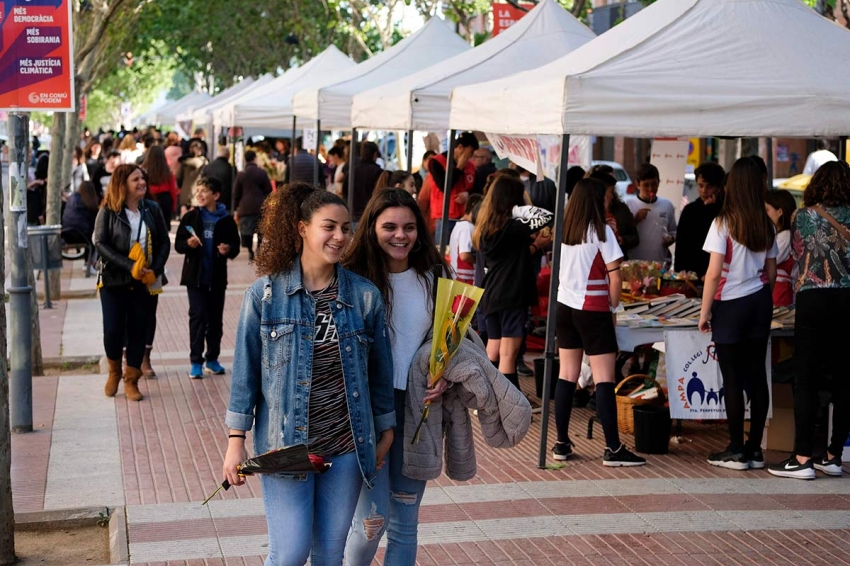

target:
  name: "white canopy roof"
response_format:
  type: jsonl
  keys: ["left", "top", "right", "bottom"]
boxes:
{"left": 175, "top": 76, "right": 261, "bottom": 125}
{"left": 450, "top": 0, "right": 850, "bottom": 137}
{"left": 213, "top": 46, "right": 356, "bottom": 131}
{"left": 139, "top": 91, "right": 211, "bottom": 126}
{"left": 351, "top": 0, "right": 594, "bottom": 131}
{"left": 293, "top": 17, "right": 470, "bottom": 129}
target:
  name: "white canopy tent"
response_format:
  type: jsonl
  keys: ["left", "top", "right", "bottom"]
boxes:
{"left": 351, "top": 0, "right": 594, "bottom": 131}
{"left": 292, "top": 17, "right": 470, "bottom": 130}
{"left": 137, "top": 91, "right": 211, "bottom": 127}
{"left": 184, "top": 74, "right": 274, "bottom": 129}
{"left": 213, "top": 45, "right": 356, "bottom": 133}
{"left": 174, "top": 77, "right": 257, "bottom": 128}
{"left": 450, "top": 0, "right": 850, "bottom": 137}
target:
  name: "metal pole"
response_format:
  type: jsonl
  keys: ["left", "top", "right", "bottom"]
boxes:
{"left": 406, "top": 129, "right": 414, "bottom": 173}
{"left": 314, "top": 119, "right": 321, "bottom": 187}
{"left": 766, "top": 138, "right": 774, "bottom": 189}
{"left": 537, "top": 133, "right": 570, "bottom": 469}
{"left": 839, "top": 136, "right": 848, "bottom": 163}
{"left": 290, "top": 115, "right": 297, "bottom": 184}
{"left": 348, "top": 128, "right": 357, "bottom": 213}
{"left": 41, "top": 235, "right": 52, "bottom": 309}
{"left": 8, "top": 112, "right": 33, "bottom": 433}
{"left": 438, "top": 130, "right": 457, "bottom": 255}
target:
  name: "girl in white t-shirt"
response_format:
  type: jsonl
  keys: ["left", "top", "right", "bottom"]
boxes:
{"left": 553, "top": 178, "right": 645, "bottom": 467}
{"left": 699, "top": 158, "right": 778, "bottom": 472}
{"left": 764, "top": 189, "right": 797, "bottom": 307}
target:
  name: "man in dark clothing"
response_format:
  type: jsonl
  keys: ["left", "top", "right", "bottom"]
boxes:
{"left": 515, "top": 165, "right": 557, "bottom": 214}
{"left": 472, "top": 147, "right": 496, "bottom": 195}
{"left": 233, "top": 150, "right": 273, "bottom": 260}
{"left": 286, "top": 136, "right": 321, "bottom": 184}
{"left": 342, "top": 141, "right": 383, "bottom": 223}
{"left": 204, "top": 146, "right": 235, "bottom": 211}
{"left": 674, "top": 162, "right": 725, "bottom": 278}
{"left": 427, "top": 131, "right": 478, "bottom": 247}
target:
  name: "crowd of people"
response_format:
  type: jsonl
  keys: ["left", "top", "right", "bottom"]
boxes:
{"left": 29, "top": 121, "right": 844, "bottom": 565}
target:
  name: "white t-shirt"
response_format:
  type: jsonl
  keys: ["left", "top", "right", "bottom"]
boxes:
{"left": 702, "top": 219, "right": 778, "bottom": 301}
{"left": 125, "top": 208, "right": 147, "bottom": 252}
{"left": 449, "top": 220, "right": 475, "bottom": 284}
{"left": 803, "top": 149, "right": 837, "bottom": 175}
{"left": 388, "top": 269, "right": 432, "bottom": 390}
{"left": 558, "top": 225, "right": 623, "bottom": 312}
{"left": 626, "top": 196, "right": 677, "bottom": 263}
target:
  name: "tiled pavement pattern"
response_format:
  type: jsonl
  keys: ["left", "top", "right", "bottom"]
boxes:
{"left": 10, "top": 234, "right": 850, "bottom": 565}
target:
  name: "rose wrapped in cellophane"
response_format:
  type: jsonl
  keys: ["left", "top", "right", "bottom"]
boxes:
{"left": 411, "top": 278, "right": 484, "bottom": 444}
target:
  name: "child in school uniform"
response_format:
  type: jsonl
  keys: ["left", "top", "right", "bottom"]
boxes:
{"left": 764, "top": 189, "right": 797, "bottom": 307}
{"left": 175, "top": 176, "right": 241, "bottom": 379}
{"left": 449, "top": 194, "right": 483, "bottom": 285}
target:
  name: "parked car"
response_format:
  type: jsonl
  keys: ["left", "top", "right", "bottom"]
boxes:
{"left": 591, "top": 160, "right": 634, "bottom": 197}
{"left": 776, "top": 174, "right": 810, "bottom": 208}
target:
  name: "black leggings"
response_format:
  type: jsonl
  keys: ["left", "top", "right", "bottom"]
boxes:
{"left": 793, "top": 289, "right": 850, "bottom": 458}
{"left": 101, "top": 282, "right": 149, "bottom": 368}
{"left": 715, "top": 337, "right": 770, "bottom": 454}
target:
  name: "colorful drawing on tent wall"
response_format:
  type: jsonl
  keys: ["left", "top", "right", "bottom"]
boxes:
{"left": 491, "top": 3, "right": 534, "bottom": 36}
{"left": 0, "top": 0, "right": 75, "bottom": 111}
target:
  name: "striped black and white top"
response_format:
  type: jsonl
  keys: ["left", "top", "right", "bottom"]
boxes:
{"left": 307, "top": 277, "right": 355, "bottom": 457}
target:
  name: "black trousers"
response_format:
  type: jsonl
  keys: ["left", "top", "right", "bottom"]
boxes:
{"left": 715, "top": 337, "right": 770, "bottom": 454}
{"left": 101, "top": 282, "right": 149, "bottom": 368}
{"left": 794, "top": 289, "right": 850, "bottom": 458}
{"left": 146, "top": 294, "right": 159, "bottom": 347}
{"left": 153, "top": 192, "right": 173, "bottom": 229}
{"left": 187, "top": 285, "right": 227, "bottom": 364}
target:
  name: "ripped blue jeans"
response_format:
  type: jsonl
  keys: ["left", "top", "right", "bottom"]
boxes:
{"left": 345, "top": 389, "right": 427, "bottom": 566}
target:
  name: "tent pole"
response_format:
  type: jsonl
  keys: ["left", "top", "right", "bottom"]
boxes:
{"left": 348, "top": 128, "right": 357, "bottom": 213}
{"left": 839, "top": 136, "right": 848, "bottom": 162}
{"left": 439, "top": 130, "right": 457, "bottom": 255}
{"left": 406, "top": 129, "right": 414, "bottom": 172}
{"left": 291, "top": 115, "right": 297, "bottom": 184}
{"left": 538, "top": 133, "right": 570, "bottom": 469}
{"left": 314, "top": 119, "right": 321, "bottom": 187}
{"left": 766, "top": 138, "right": 774, "bottom": 189}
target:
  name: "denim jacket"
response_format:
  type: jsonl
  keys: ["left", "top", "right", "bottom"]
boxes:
{"left": 225, "top": 259, "right": 396, "bottom": 487}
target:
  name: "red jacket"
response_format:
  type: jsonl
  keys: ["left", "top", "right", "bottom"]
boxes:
{"left": 426, "top": 153, "right": 476, "bottom": 220}
{"left": 148, "top": 174, "right": 178, "bottom": 212}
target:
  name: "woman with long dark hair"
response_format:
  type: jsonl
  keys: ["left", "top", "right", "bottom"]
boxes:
{"left": 141, "top": 144, "right": 178, "bottom": 225}
{"left": 699, "top": 157, "right": 777, "bottom": 471}
{"left": 62, "top": 180, "right": 100, "bottom": 263}
{"left": 94, "top": 164, "right": 171, "bottom": 401}
{"left": 764, "top": 189, "right": 797, "bottom": 307}
{"left": 472, "top": 175, "right": 552, "bottom": 391}
{"left": 223, "top": 183, "right": 394, "bottom": 565}
{"left": 343, "top": 188, "right": 450, "bottom": 566}
{"left": 769, "top": 161, "right": 850, "bottom": 480}
{"left": 552, "top": 178, "right": 645, "bottom": 466}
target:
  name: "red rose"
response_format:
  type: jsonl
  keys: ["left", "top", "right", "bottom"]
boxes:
{"left": 451, "top": 295, "right": 476, "bottom": 318}
{"left": 309, "top": 453, "right": 329, "bottom": 472}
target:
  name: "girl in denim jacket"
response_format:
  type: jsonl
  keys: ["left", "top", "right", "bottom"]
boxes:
{"left": 342, "top": 188, "right": 451, "bottom": 566}
{"left": 223, "top": 183, "right": 395, "bottom": 566}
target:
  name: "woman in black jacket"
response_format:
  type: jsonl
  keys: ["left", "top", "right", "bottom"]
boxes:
{"left": 94, "top": 164, "right": 170, "bottom": 401}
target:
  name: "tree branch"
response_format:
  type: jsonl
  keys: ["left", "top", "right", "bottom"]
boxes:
{"left": 76, "top": 0, "right": 130, "bottom": 64}
{"left": 571, "top": 0, "right": 589, "bottom": 17}
{"left": 842, "top": 0, "right": 850, "bottom": 29}
{"left": 504, "top": 0, "right": 536, "bottom": 11}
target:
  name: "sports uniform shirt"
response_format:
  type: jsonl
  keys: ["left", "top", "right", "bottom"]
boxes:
{"left": 703, "top": 220, "right": 778, "bottom": 301}
{"left": 449, "top": 220, "right": 475, "bottom": 284}
{"left": 557, "top": 225, "right": 623, "bottom": 312}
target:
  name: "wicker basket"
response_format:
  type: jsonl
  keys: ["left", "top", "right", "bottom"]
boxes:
{"left": 615, "top": 374, "right": 666, "bottom": 434}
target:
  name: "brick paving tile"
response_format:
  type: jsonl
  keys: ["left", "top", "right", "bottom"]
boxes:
{"left": 10, "top": 375, "right": 58, "bottom": 513}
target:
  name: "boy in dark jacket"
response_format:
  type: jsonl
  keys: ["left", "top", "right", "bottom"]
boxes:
{"left": 175, "top": 176, "right": 240, "bottom": 379}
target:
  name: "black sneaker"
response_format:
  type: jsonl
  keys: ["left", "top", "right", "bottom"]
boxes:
{"left": 813, "top": 455, "right": 843, "bottom": 477}
{"left": 707, "top": 449, "right": 748, "bottom": 471}
{"left": 768, "top": 456, "right": 815, "bottom": 480}
{"left": 603, "top": 444, "right": 646, "bottom": 467}
{"left": 552, "top": 441, "right": 573, "bottom": 461}
{"left": 745, "top": 448, "right": 765, "bottom": 470}
{"left": 516, "top": 362, "right": 534, "bottom": 377}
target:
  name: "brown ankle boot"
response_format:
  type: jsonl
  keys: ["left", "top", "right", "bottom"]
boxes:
{"left": 141, "top": 347, "right": 156, "bottom": 378}
{"left": 124, "top": 367, "right": 144, "bottom": 401}
{"left": 105, "top": 358, "right": 123, "bottom": 397}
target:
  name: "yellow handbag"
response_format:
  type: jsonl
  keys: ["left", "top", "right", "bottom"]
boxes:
{"left": 128, "top": 213, "right": 156, "bottom": 286}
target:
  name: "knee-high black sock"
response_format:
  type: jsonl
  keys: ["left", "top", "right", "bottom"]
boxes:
{"left": 555, "top": 379, "right": 577, "bottom": 444}
{"left": 505, "top": 372, "right": 519, "bottom": 390}
{"left": 595, "top": 382, "right": 621, "bottom": 451}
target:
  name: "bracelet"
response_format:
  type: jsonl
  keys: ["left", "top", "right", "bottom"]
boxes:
{"left": 229, "top": 434, "right": 246, "bottom": 439}
{"left": 607, "top": 266, "right": 620, "bottom": 273}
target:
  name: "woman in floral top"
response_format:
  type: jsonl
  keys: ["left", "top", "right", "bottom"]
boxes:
{"left": 769, "top": 161, "right": 850, "bottom": 481}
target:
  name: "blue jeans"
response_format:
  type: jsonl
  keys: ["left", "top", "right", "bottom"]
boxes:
{"left": 345, "top": 389, "right": 427, "bottom": 566}
{"left": 435, "top": 218, "right": 456, "bottom": 249}
{"left": 261, "top": 451, "right": 362, "bottom": 566}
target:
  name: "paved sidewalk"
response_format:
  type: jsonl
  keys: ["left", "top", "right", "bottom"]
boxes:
{"left": 10, "top": 246, "right": 850, "bottom": 565}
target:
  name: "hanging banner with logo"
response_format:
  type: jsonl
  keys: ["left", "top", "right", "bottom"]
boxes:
{"left": 491, "top": 3, "right": 534, "bottom": 36}
{"left": 665, "top": 330, "right": 772, "bottom": 420}
{"left": 486, "top": 133, "right": 545, "bottom": 178}
{"left": 0, "top": 0, "right": 75, "bottom": 111}
{"left": 651, "top": 138, "right": 689, "bottom": 214}
{"left": 538, "top": 134, "right": 592, "bottom": 182}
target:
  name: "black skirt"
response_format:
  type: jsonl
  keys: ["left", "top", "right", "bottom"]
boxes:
{"left": 711, "top": 285, "right": 772, "bottom": 344}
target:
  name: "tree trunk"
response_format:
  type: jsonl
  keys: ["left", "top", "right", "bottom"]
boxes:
{"left": 0, "top": 122, "right": 16, "bottom": 566}
{"left": 46, "top": 113, "right": 66, "bottom": 301}
{"left": 28, "top": 250, "right": 44, "bottom": 378}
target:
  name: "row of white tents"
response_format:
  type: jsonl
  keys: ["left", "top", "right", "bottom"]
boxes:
{"left": 140, "top": 0, "right": 850, "bottom": 466}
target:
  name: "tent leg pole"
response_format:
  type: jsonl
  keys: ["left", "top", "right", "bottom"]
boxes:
{"left": 314, "top": 119, "right": 321, "bottom": 187}
{"left": 348, "top": 128, "right": 357, "bottom": 213}
{"left": 839, "top": 136, "right": 848, "bottom": 162}
{"left": 766, "top": 138, "right": 774, "bottom": 189}
{"left": 538, "top": 133, "right": 570, "bottom": 470}
{"left": 406, "top": 129, "right": 414, "bottom": 173}
{"left": 439, "top": 130, "right": 457, "bottom": 256}
{"left": 290, "top": 116, "right": 297, "bottom": 184}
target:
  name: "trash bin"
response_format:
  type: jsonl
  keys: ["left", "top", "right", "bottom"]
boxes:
{"left": 533, "top": 357, "right": 559, "bottom": 400}
{"left": 27, "top": 224, "right": 63, "bottom": 309}
{"left": 632, "top": 405, "right": 671, "bottom": 455}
